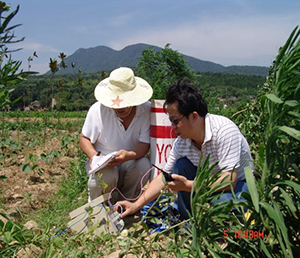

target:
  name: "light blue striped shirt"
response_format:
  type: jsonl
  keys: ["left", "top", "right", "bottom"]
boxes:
{"left": 164, "top": 113, "right": 254, "bottom": 181}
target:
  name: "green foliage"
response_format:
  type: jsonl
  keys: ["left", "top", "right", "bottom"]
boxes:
{"left": 198, "top": 72, "right": 264, "bottom": 103}
{"left": 19, "top": 153, "right": 39, "bottom": 173}
{"left": 48, "top": 52, "right": 83, "bottom": 112}
{"left": 0, "top": 2, "right": 36, "bottom": 110}
{"left": 0, "top": 213, "right": 36, "bottom": 257}
{"left": 258, "top": 26, "right": 300, "bottom": 257}
{"left": 185, "top": 157, "right": 241, "bottom": 257}
{"left": 137, "top": 44, "right": 198, "bottom": 99}
{"left": 0, "top": 137, "right": 22, "bottom": 160}
{"left": 231, "top": 26, "right": 300, "bottom": 257}
{"left": 8, "top": 70, "right": 263, "bottom": 111}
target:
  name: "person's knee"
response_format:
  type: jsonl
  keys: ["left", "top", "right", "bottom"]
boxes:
{"left": 88, "top": 176, "right": 97, "bottom": 190}
{"left": 134, "top": 157, "right": 151, "bottom": 171}
{"left": 135, "top": 157, "right": 151, "bottom": 185}
{"left": 175, "top": 157, "right": 191, "bottom": 169}
{"left": 174, "top": 158, "right": 195, "bottom": 177}
{"left": 125, "top": 157, "right": 151, "bottom": 178}
{"left": 89, "top": 170, "right": 117, "bottom": 189}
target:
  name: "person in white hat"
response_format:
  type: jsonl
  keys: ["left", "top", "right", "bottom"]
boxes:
{"left": 80, "top": 67, "right": 153, "bottom": 202}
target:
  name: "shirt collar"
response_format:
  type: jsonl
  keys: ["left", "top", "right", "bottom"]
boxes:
{"left": 203, "top": 113, "right": 212, "bottom": 144}
{"left": 186, "top": 113, "right": 212, "bottom": 147}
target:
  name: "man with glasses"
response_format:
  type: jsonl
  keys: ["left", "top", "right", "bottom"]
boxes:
{"left": 117, "top": 78, "right": 254, "bottom": 220}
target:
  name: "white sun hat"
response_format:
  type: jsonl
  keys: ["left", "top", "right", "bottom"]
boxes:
{"left": 94, "top": 67, "right": 153, "bottom": 109}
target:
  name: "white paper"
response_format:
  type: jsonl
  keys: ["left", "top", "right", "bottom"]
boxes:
{"left": 88, "top": 152, "right": 117, "bottom": 176}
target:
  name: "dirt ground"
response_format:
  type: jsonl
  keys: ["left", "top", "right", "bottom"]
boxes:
{"left": 0, "top": 127, "right": 79, "bottom": 221}
{"left": 0, "top": 123, "right": 142, "bottom": 229}
{"left": 0, "top": 118, "right": 181, "bottom": 257}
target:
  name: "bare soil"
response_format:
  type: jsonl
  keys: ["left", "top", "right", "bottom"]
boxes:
{"left": 0, "top": 126, "right": 79, "bottom": 221}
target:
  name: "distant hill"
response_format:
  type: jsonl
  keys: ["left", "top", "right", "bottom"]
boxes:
{"left": 55, "top": 43, "right": 269, "bottom": 76}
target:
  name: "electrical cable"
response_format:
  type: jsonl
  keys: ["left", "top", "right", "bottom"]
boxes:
{"left": 108, "top": 167, "right": 155, "bottom": 209}
{"left": 52, "top": 203, "right": 105, "bottom": 239}
{"left": 52, "top": 167, "right": 155, "bottom": 239}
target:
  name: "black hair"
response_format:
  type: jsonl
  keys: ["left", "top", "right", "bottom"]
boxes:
{"left": 163, "top": 78, "right": 208, "bottom": 117}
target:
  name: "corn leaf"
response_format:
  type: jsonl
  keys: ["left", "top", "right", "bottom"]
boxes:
{"left": 275, "top": 180, "right": 300, "bottom": 193}
{"left": 273, "top": 203, "right": 293, "bottom": 257}
{"left": 244, "top": 166, "right": 259, "bottom": 212}
{"left": 260, "top": 202, "right": 284, "bottom": 232}
{"left": 278, "top": 126, "right": 300, "bottom": 141}
{"left": 275, "top": 26, "right": 299, "bottom": 66}
{"left": 288, "top": 111, "right": 300, "bottom": 119}
{"left": 284, "top": 100, "right": 299, "bottom": 107}
{"left": 266, "top": 93, "right": 284, "bottom": 104}
{"left": 260, "top": 201, "right": 291, "bottom": 256}
{"left": 279, "top": 188, "right": 298, "bottom": 218}
{"left": 259, "top": 239, "right": 272, "bottom": 258}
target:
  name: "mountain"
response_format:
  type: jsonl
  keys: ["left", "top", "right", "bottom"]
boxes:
{"left": 56, "top": 43, "right": 269, "bottom": 76}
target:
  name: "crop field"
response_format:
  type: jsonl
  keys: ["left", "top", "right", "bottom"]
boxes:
{"left": 0, "top": 4, "right": 299, "bottom": 255}
{"left": 0, "top": 112, "right": 84, "bottom": 217}
{"left": 0, "top": 111, "right": 185, "bottom": 257}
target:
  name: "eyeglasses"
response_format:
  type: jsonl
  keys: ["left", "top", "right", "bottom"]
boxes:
{"left": 169, "top": 115, "right": 184, "bottom": 125}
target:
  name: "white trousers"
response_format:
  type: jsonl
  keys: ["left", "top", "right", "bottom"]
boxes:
{"left": 86, "top": 157, "right": 151, "bottom": 202}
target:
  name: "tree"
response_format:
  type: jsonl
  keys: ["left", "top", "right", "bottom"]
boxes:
{"left": 137, "top": 44, "right": 197, "bottom": 99}
{"left": 0, "top": 2, "right": 35, "bottom": 110}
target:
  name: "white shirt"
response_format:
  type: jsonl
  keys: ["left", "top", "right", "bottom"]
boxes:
{"left": 82, "top": 101, "right": 151, "bottom": 154}
{"left": 164, "top": 113, "right": 254, "bottom": 181}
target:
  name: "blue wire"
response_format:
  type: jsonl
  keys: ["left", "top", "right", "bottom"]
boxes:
{"left": 52, "top": 203, "right": 105, "bottom": 239}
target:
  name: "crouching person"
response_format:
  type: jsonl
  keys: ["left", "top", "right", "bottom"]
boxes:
{"left": 80, "top": 67, "right": 153, "bottom": 202}
{"left": 116, "top": 78, "right": 254, "bottom": 220}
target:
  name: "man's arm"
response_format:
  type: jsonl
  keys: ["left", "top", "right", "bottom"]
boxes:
{"left": 125, "top": 141, "right": 150, "bottom": 160}
{"left": 79, "top": 133, "right": 97, "bottom": 160}
{"left": 212, "top": 169, "right": 237, "bottom": 191}
{"left": 168, "top": 169, "right": 237, "bottom": 193}
{"left": 116, "top": 173, "right": 165, "bottom": 218}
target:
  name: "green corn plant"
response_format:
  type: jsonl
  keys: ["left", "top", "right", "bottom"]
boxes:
{"left": 258, "top": 26, "right": 300, "bottom": 257}
{"left": 0, "top": 212, "right": 36, "bottom": 257}
{"left": 181, "top": 155, "right": 256, "bottom": 257}
{"left": 232, "top": 26, "right": 300, "bottom": 257}
{"left": 0, "top": 2, "right": 36, "bottom": 138}
{"left": 179, "top": 26, "right": 300, "bottom": 257}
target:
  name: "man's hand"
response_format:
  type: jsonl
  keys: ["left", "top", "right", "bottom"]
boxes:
{"left": 167, "top": 174, "right": 193, "bottom": 192}
{"left": 115, "top": 200, "right": 139, "bottom": 219}
{"left": 106, "top": 149, "right": 127, "bottom": 167}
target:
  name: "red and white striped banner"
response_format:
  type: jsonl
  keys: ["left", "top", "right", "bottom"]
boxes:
{"left": 150, "top": 100, "right": 176, "bottom": 180}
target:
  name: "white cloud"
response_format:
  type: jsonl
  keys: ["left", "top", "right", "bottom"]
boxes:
{"left": 110, "top": 14, "right": 297, "bottom": 67}
{"left": 9, "top": 42, "right": 60, "bottom": 74}
{"left": 15, "top": 42, "right": 60, "bottom": 53}
{"left": 109, "top": 12, "right": 137, "bottom": 27}
{"left": 29, "top": 61, "right": 50, "bottom": 75}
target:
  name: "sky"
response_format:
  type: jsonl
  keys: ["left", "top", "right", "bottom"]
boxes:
{"left": 5, "top": 0, "right": 300, "bottom": 75}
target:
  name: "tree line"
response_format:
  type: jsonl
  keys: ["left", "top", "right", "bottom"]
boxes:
{"left": 9, "top": 70, "right": 265, "bottom": 111}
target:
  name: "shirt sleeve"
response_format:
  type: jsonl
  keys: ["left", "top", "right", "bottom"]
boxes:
{"left": 216, "top": 122, "right": 242, "bottom": 172}
{"left": 163, "top": 138, "right": 180, "bottom": 173}
{"left": 138, "top": 102, "right": 151, "bottom": 144}
{"left": 81, "top": 103, "right": 101, "bottom": 144}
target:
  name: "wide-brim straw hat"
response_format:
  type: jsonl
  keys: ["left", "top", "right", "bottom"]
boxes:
{"left": 94, "top": 67, "right": 153, "bottom": 109}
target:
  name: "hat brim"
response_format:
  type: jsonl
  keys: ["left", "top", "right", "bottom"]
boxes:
{"left": 94, "top": 76, "right": 153, "bottom": 109}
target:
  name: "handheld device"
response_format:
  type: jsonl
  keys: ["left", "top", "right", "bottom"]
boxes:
{"left": 107, "top": 210, "right": 125, "bottom": 232}
{"left": 152, "top": 164, "right": 174, "bottom": 182}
